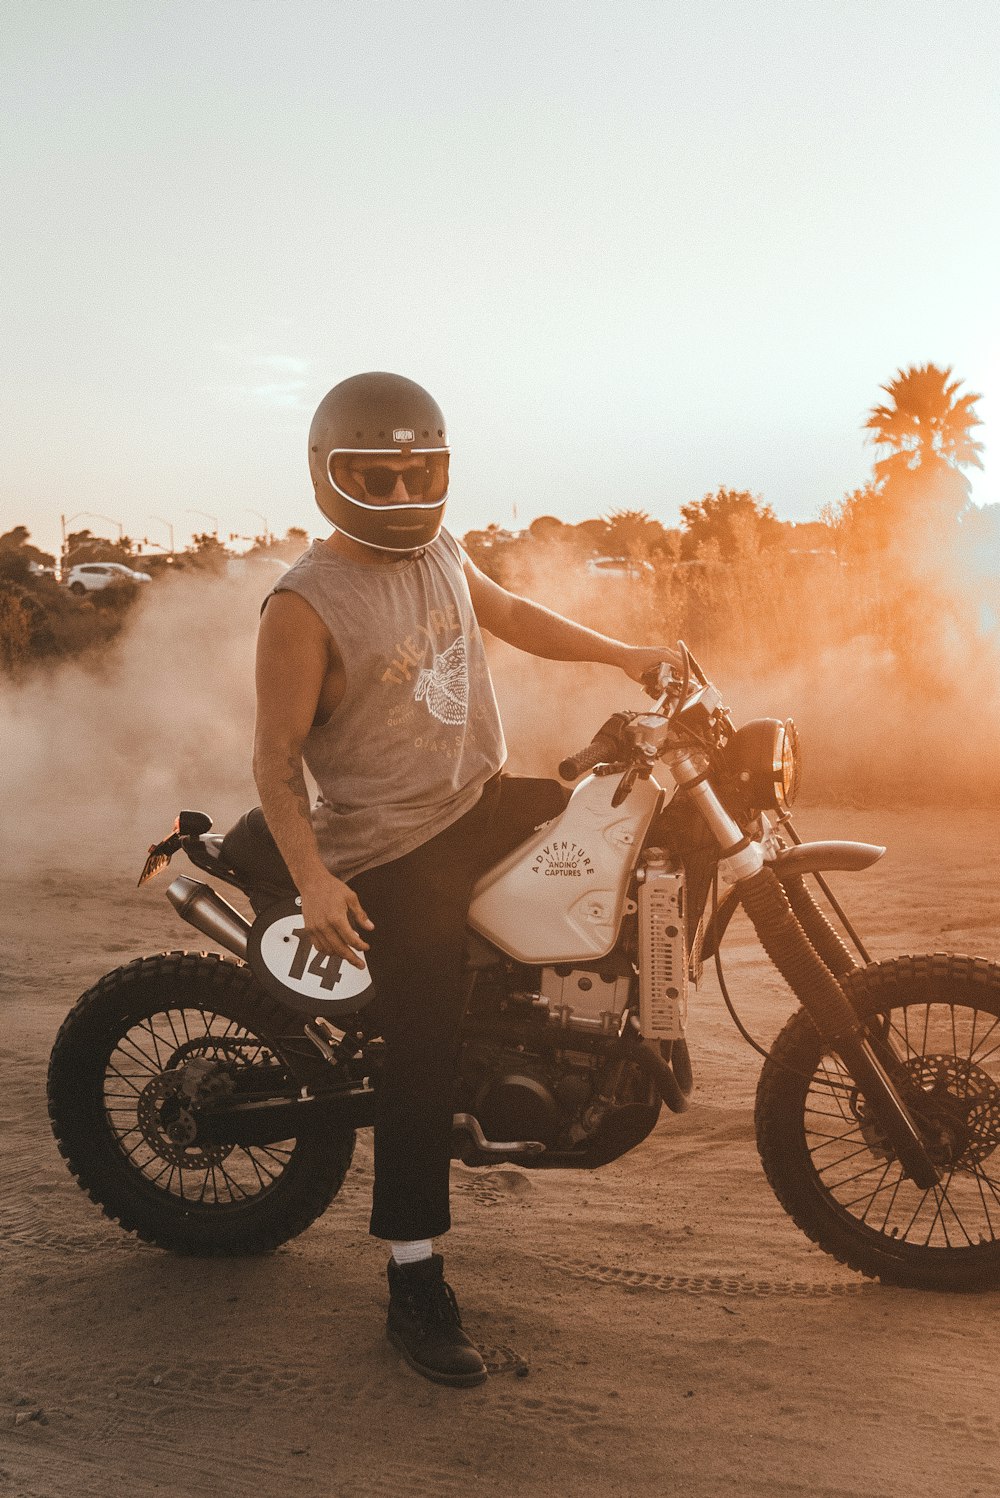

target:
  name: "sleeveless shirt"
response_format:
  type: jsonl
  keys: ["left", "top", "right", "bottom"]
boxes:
{"left": 270, "top": 528, "right": 507, "bottom": 880}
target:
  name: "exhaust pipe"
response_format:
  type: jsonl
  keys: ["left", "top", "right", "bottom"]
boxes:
{"left": 452, "top": 1112, "right": 546, "bottom": 1156}
{"left": 166, "top": 876, "right": 251, "bottom": 959}
{"left": 629, "top": 1032, "right": 691, "bottom": 1113}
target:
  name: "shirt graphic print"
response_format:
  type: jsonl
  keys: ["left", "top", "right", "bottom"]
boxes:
{"left": 414, "top": 635, "right": 469, "bottom": 726}
{"left": 270, "top": 529, "right": 506, "bottom": 880}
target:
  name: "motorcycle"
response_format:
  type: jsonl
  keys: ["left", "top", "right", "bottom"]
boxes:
{"left": 48, "top": 644, "right": 1000, "bottom": 1291}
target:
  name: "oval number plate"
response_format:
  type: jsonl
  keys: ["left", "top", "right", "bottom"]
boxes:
{"left": 247, "top": 898, "right": 375, "bottom": 1017}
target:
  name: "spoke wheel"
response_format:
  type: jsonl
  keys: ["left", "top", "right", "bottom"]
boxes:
{"left": 49, "top": 952, "right": 355, "bottom": 1255}
{"left": 109, "top": 1014, "right": 295, "bottom": 1205}
{"left": 756, "top": 954, "right": 1000, "bottom": 1290}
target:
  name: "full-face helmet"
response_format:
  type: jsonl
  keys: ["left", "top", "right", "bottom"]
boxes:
{"left": 307, "top": 372, "right": 450, "bottom": 552}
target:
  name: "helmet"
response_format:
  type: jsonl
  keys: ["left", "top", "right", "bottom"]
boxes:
{"left": 308, "top": 372, "right": 450, "bottom": 552}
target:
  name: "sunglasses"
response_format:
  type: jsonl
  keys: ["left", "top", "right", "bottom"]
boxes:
{"left": 353, "top": 463, "right": 440, "bottom": 499}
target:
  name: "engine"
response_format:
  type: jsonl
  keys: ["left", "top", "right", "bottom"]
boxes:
{"left": 457, "top": 1041, "right": 600, "bottom": 1150}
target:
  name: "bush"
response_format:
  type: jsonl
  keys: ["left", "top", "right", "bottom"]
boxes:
{"left": 0, "top": 586, "right": 33, "bottom": 672}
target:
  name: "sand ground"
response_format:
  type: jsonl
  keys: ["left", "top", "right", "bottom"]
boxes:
{"left": 4, "top": 805, "right": 1000, "bottom": 1498}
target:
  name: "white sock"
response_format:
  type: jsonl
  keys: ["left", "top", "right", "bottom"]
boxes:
{"left": 391, "top": 1239, "right": 434, "bottom": 1265}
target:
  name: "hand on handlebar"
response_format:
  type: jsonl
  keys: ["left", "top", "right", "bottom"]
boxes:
{"left": 619, "top": 645, "right": 683, "bottom": 686}
{"left": 297, "top": 870, "right": 374, "bottom": 969}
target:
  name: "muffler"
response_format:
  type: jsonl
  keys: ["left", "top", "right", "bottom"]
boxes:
{"left": 166, "top": 875, "right": 251, "bottom": 959}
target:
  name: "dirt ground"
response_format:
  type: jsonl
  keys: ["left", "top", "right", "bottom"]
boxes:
{"left": 4, "top": 804, "right": 1000, "bottom": 1498}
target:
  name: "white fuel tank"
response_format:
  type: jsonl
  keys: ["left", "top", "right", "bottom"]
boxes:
{"left": 468, "top": 771, "right": 668, "bottom": 964}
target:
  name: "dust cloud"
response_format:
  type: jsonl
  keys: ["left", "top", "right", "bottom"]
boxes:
{"left": 488, "top": 539, "right": 1000, "bottom": 808}
{"left": 3, "top": 540, "right": 999, "bottom": 879}
{"left": 1, "top": 573, "right": 262, "bottom": 873}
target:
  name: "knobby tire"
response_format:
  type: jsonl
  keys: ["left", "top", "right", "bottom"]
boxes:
{"left": 47, "top": 951, "right": 355, "bottom": 1256}
{"left": 756, "top": 953, "right": 1000, "bottom": 1290}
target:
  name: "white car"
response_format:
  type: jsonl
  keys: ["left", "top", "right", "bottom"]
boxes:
{"left": 584, "top": 556, "right": 655, "bottom": 582}
{"left": 64, "top": 562, "right": 152, "bottom": 595}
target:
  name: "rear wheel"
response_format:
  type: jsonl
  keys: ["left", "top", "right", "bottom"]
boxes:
{"left": 48, "top": 952, "right": 355, "bottom": 1255}
{"left": 756, "top": 954, "right": 1000, "bottom": 1290}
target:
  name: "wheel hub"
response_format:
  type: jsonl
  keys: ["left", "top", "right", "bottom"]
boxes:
{"left": 853, "top": 1052, "right": 1000, "bottom": 1170}
{"left": 136, "top": 1062, "right": 235, "bottom": 1169}
{"left": 906, "top": 1053, "right": 1000, "bottom": 1168}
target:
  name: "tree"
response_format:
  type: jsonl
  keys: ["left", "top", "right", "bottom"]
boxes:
{"left": 864, "top": 363, "right": 983, "bottom": 536}
{"left": 181, "top": 532, "right": 232, "bottom": 573}
{"left": 527, "top": 515, "right": 567, "bottom": 543}
{"left": 246, "top": 526, "right": 310, "bottom": 563}
{"left": 679, "top": 487, "right": 779, "bottom": 561}
{"left": 0, "top": 526, "right": 58, "bottom": 584}
{"left": 64, "top": 528, "right": 138, "bottom": 570}
{"left": 820, "top": 481, "right": 891, "bottom": 559}
{"left": 573, "top": 517, "right": 611, "bottom": 550}
{"left": 601, "top": 509, "right": 677, "bottom": 561}
{"left": 0, "top": 526, "right": 56, "bottom": 569}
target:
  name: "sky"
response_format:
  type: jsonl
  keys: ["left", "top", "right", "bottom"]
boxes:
{"left": 2, "top": 0, "right": 998, "bottom": 559}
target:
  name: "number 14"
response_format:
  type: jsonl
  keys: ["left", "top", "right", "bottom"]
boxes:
{"left": 287, "top": 928, "right": 342, "bottom": 990}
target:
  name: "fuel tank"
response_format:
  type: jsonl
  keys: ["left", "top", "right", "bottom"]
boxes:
{"left": 468, "top": 771, "right": 666, "bottom": 964}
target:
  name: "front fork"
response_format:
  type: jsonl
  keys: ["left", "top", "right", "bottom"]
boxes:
{"left": 665, "top": 750, "right": 941, "bottom": 1190}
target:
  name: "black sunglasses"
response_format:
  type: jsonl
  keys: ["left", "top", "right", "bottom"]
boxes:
{"left": 354, "top": 463, "right": 439, "bottom": 499}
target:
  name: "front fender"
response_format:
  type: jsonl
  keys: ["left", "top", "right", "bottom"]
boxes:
{"left": 698, "top": 839, "right": 884, "bottom": 962}
{"left": 772, "top": 840, "right": 886, "bottom": 877}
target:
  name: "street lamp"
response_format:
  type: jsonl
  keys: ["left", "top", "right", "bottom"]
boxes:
{"left": 245, "top": 509, "right": 272, "bottom": 545}
{"left": 185, "top": 510, "right": 220, "bottom": 539}
{"left": 60, "top": 511, "right": 125, "bottom": 575}
{"left": 145, "top": 516, "right": 175, "bottom": 553}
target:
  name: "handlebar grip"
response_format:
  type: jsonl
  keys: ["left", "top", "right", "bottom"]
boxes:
{"left": 558, "top": 713, "right": 635, "bottom": 781}
{"left": 558, "top": 742, "right": 607, "bottom": 781}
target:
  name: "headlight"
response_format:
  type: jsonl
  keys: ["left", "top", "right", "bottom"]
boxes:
{"left": 727, "top": 717, "right": 801, "bottom": 812}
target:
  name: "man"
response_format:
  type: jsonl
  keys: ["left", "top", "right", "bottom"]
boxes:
{"left": 251, "top": 372, "right": 676, "bottom": 1387}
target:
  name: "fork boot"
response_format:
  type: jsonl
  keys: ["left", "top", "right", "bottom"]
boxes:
{"left": 386, "top": 1254, "right": 487, "bottom": 1387}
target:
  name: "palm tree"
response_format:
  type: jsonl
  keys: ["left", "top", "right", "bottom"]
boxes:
{"left": 865, "top": 363, "right": 983, "bottom": 524}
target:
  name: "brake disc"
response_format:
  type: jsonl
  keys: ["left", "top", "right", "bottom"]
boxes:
{"left": 851, "top": 1052, "right": 1000, "bottom": 1170}
{"left": 907, "top": 1053, "right": 1000, "bottom": 1167}
{"left": 135, "top": 1071, "right": 233, "bottom": 1168}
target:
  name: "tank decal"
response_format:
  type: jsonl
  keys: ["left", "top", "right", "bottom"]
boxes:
{"left": 468, "top": 771, "right": 669, "bottom": 964}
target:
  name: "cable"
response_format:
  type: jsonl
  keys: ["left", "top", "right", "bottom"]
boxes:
{"left": 710, "top": 871, "right": 849, "bottom": 1091}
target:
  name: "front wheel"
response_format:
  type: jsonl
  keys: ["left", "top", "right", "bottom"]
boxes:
{"left": 756, "top": 954, "right": 1000, "bottom": 1290}
{"left": 48, "top": 952, "right": 355, "bottom": 1255}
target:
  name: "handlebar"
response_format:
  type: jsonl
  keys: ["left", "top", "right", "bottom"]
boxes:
{"left": 558, "top": 712, "right": 634, "bottom": 781}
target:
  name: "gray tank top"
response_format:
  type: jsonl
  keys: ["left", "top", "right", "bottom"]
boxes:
{"left": 270, "top": 529, "right": 506, "bottom": 880}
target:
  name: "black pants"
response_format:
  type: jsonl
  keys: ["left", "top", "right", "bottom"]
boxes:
{"left": 223, "top": 775, "right": 567, "bottom": 1241}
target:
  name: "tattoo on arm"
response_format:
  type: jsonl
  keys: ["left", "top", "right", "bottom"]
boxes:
{"left": 279, "top": 752, "right": 312, "bottom": 822}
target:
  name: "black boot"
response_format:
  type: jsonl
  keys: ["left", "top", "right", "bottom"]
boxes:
{"left": 386, "top": 1254, "right": 487, "bottom": 1387}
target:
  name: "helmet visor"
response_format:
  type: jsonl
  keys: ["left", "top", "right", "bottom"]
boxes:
{"left": 324, "top": 447, "right": 450, "bottom": 552}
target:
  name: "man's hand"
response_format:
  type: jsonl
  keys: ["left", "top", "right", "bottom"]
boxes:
{"left": 298, "top": 870, "right": 375, "bottom": 969}
{"left": 616, "top": 645, "right": 683, "bottom": 685}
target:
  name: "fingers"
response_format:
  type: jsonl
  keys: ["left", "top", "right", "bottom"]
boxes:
{"left": 631, "top": 649, "right": 682, "bottom": 681}
{"left": 300, "top": 908, "right": 371, "bottom": 968}
{"left": 347, "top": 889, "right": 375, "bottom": 931}
{"left": 295, "top": 876, "right": 375, "bottom": 969}
{"left": 307, "top": 918, "right": 369, "bottom": 967}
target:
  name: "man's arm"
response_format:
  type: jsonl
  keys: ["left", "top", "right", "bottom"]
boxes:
{"left": 253, "top": 591, "right": 373, "bottom": 966}
{"left": 461, "top": 554, "right": 680, "bottom": 681}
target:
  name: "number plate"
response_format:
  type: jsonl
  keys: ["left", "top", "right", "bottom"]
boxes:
{"left": 247, "top": 899, "right": 375, "bottom": 1018}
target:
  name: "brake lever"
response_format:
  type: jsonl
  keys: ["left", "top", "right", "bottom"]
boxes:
{"left": 610, "top": 764, "right": 650, "bottom": 808}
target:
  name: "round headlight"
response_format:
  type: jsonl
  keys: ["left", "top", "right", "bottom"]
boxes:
{"left": 727, "top": 717, "right": 802, "bottom": 812}
{"left": 775, "top": 718, "right": 801, "bottom": 811}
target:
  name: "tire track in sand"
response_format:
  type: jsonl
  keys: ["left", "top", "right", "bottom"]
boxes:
{"left": 531, "top": 1250, "right": 873, "bottom": 1298}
